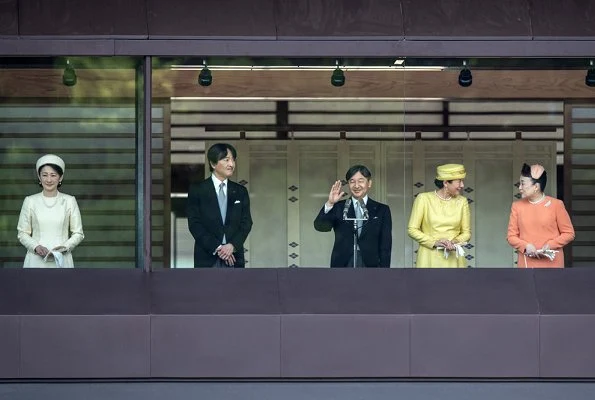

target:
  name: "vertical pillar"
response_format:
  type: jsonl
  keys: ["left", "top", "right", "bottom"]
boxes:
{"left": 136, "top": 56, "right": 152, "bottom": 271}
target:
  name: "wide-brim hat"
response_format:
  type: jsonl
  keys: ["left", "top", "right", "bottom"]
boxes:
{"left": 36, "top": 154, "right": 65, "bottom": 175}
{"left": 436, "top": 163, "right": 466, "bottom": 181}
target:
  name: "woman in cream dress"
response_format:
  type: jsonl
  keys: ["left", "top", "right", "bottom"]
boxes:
{"left": 407, "top": 164, "right": 471, "bottom": 268}
{"left": 17, "top": 154, "right": 84, "bottom": 268}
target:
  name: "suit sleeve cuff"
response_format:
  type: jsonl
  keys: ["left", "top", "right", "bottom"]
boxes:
{"left": 213, "top": 245, "right": 222, "bottom": 255}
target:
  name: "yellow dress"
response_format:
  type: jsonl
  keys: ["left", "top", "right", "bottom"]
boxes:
{"left": 407, "top": 191, "right": 471, "bottom": 268}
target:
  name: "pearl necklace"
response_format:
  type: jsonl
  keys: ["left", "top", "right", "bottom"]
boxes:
{"left": 528, "top": 193, "right": 546, "bottom": 205}
{"left": 42, "top": 193, "right": 59, "bottom": 208}
{"left": 434, "top": 189, "right": 452, "bottom": 201}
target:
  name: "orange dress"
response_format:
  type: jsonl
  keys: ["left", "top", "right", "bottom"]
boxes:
{"left": 507, "top": 196, "right": 575, "bottom": 268}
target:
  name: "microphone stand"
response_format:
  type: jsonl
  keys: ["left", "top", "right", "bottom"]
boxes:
{"left": 343, "top": 201, "right": 368, "bottom": 268}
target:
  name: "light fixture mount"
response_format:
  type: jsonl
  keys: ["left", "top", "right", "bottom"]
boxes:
{"left": 330, "top": 60, "right": 345, "bottom": 87}
{"left": 62, "top": 59, "right": 77, "bottom": 87}
{"left": 458, "top": 60, "right": 472, "bottom": 88}
{"left": 198, "top": 59, "right": 212, "bottom": 87}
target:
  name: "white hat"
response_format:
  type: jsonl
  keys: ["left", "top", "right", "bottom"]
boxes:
{"left": 36, "top": 154, "right": 65, "bottom": 176}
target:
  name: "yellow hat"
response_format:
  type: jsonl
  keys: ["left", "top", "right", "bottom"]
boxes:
{"left": 436, "top": 164, "right": 466, "bottom": 181}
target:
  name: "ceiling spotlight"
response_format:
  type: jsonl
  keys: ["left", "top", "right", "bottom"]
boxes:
{"left": 62, "top": 59, "right": 77, "bottom": 87}
{"left": 586, "top": 60, "right": 595, "bottom": 87}
{"left": 331, "top": 60, "right": 345, "bottom": 87}
{"left": 198, "top": 59, "right": 212, "bottom": 87}
{"left": 458, "top": 60, "right": 472, "bottom": 88}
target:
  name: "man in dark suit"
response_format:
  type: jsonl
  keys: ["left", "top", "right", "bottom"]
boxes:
{"left": 314, "top": 165, "right": 392, "bottom": 268}
{"left": 187, "top": 143, "right": 253, "bottom": 268}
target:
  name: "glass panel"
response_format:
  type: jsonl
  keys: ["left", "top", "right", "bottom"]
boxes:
{"left": 572, "top": 123, "right": 595, "bottom": 135}
{"left": 156, "top": 56, "right": 595, "bottom": 269}
{"left": 0, "top": 57, "right": 138, "bottom": 268}
{"left": 402, "top": 59, "right": 579, "bottom": 268}
{"left": 572, "top": 108, "right": 595, "bottom": 119}
{"left": 571, "top": 138, "right": 595, "bottom": 150}
{"left": 160, "top": 57, "right": 408, "bottom": 268}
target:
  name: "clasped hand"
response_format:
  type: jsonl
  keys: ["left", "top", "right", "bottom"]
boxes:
{"left": 435, "top": 239, "right": 456, "bottom": 251}
{"left": 34, "top": 245, "right": 67, "bottom": 257}
{"left": 217, "top": 243, "right": 236, "bottom": 266}
{"left": 525, "top": 243, "right": 549, "bottom": 258}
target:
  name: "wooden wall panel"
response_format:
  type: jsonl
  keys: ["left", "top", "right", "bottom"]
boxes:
{"left": 2, "top": 69, "right": 595, "bottom": 99}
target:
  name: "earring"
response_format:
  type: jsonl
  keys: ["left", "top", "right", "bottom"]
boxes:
{"left": 38, "top": 181, "right": 42, "bottom": 187}
{"left": 58, "top": 181, "right": 62, "bottom": 187}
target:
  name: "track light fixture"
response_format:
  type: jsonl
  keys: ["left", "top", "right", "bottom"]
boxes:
{"left": 62, "top": 59, "right": 77, "bottom": 87}
{"left": 331, "top": 60, "right": 345, "bottom": 87}
{"left": 198, "top": 59, "right": 212, "bottom": 87}
{"left": 586, "top": 60, "right": 595, "bottom": 87}
{"left": 458, "top": 60, "right": 472, "bottom": 88}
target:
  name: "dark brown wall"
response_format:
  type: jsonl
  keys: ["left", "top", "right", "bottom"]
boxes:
{"left": 1, "top": 0, "right": 595, "bottom": 56}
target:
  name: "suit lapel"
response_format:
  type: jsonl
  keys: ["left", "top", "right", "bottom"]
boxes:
{"left": 225, "top": 183, "right": 237, "bottom": 225}
{"left": 205, "top": 179, "right": 219, "bottom": 207}
{"left": 349, "top": 201, "right": 356, "bottom": 218}
{"left": 360, "top": 199, "right": 377, "bottom": 238}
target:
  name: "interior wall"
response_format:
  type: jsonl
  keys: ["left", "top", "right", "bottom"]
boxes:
{"left": 171, "top": 98, "right": 562, "bottom": 268}
{"left": 177, "top": 139, "right": 557, "bottom": 268}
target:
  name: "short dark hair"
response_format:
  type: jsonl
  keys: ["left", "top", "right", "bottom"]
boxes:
{"left": 434, "top": 179, "right": 454, "bottom": 189}
{"left": 38, "top": 163, "right": 63, "bottom": 177}
{"left": 345, "top": 165, "right": 372, "bottom": 181}
{"left": 207, "top": 143, "right": 237, "bottom": 172}
{"left": 521, "top": 163, "right": 547, "bottom": 192}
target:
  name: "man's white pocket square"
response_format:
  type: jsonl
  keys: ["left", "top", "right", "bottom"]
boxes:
{"left": 234, "top": 200, "right": 241, "bottom": 204}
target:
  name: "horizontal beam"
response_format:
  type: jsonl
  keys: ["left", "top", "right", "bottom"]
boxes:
{"left": 1, "top": 69, "right": 594, "bottom": 99}
{"left": 2, "top": 39, "right": 595, "bottom": 57}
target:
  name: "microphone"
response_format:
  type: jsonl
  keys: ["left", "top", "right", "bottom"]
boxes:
{"left": 359, "top": 199, "right": 369, "bottom": 219}
{"left": 343, "top": 198, "right": 351, "bottom": 220}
